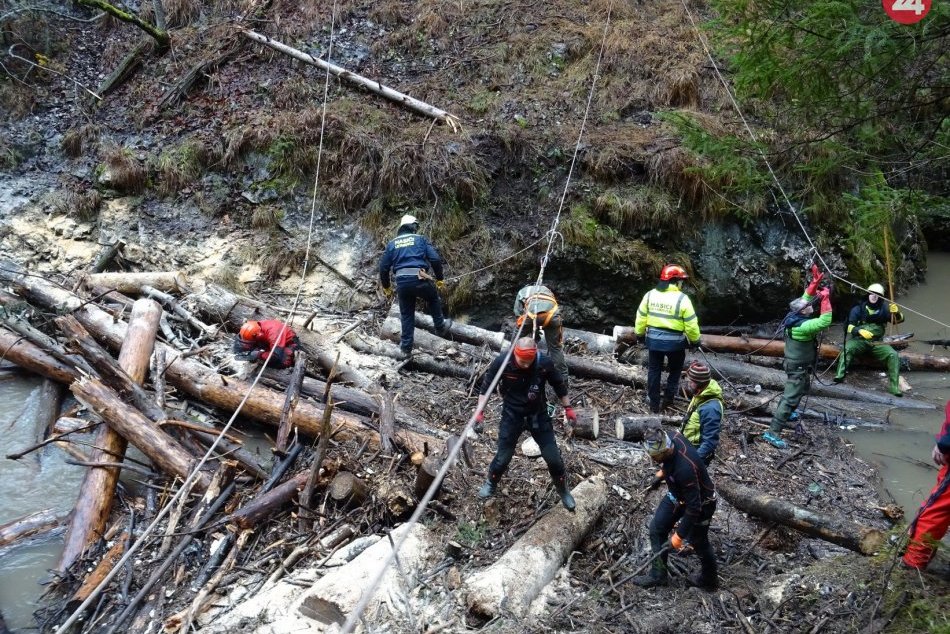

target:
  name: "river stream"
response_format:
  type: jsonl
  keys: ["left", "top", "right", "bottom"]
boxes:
{"left": 0, "top": 256, "right": 948, "bottom": 630}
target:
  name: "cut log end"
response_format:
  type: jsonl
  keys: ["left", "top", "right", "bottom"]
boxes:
{"left": 571, "top": 407, "right": 599, "bottom": 440}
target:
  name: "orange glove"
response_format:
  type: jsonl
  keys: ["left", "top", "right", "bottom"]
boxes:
{"left": 670, "top": 533, "right": 685, "bottom": 551}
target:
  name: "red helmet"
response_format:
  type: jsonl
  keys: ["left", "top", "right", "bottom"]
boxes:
{"left": 240, "top": 320, "right": 262, "bottom": 341}
{"left": 512, "top": 337, "right": 537, "bottom": 363}
{"left": 659, "top": 264, "right": 688, "bottom": 281}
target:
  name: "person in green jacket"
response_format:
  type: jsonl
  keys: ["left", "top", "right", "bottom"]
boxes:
{"left": 680, "top": 361, "right": 723, "bottom": 465}
{"left": 763, "top": 266, "right": 833, "bottom": 449}
{"left": 834, "top": 283, "right": 904, "bottom": 396}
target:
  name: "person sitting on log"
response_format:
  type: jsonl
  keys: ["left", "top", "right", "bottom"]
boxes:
{"left": 633, "top": 422, "right": 718, "bottom": 590}
{"left": 378, "top": 213, "right": 451, "bottom": 358}
{"left": 512, "top": 283, "right": 569, "bottom": 387}
{"left": 902, "top": 399, "right": 950, "bottom": 572}
{"left": 834, "top": 283, "right": 905, "bottom": 397}
{"left": 680, "top": 361, "right": 722, "bottom": 465}
{"left": 233, "top": 319, "right": 299, "bottom": 368}
{"left": 762, "top": 265, "right": 832, "bottom": 449}
{"left": 633, "top": 264, "right": 701, "bottom": 414}
{"left": 473, "top": 337, "right": 578, "bottom": 511}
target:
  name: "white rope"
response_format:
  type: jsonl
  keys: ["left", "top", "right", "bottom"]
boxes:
{"left": 338, "top": 4, "right": 615, "bottom": 632}
{"left": 54, "top": 4, "right": 342, "bottom": 632}
{"left": 679, "top": 0, "right": 950, "bottom": 332}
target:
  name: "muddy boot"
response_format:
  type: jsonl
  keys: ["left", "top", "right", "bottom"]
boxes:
{"left": 687, "top": 570, "right": 718, "bottom": 591}
{"left": 436, "top": 318, "right": 453, "bottom": 337}
{"left": 554, "top": 476, "right": 576, "bottom": 512}
{"left": 478, "top": 480, "right": 496, "bottom": 499}
{"left": 632, "top": 560, "right": 668, "bottom": 588}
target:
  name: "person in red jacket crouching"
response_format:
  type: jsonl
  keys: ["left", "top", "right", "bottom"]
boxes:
{"left": 903, "top": 400, "right": 950, "bottom": 571}
{"left": 233, "top": 320, "right": 299, "bottom": 368}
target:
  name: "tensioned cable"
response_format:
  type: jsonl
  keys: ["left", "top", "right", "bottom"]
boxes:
{"left": 338, "top": 4, "right": 616, "bottom": 632}
{"left": 55, "top": 4, "right": 342, "bottom": 632}
{"left": 679, "top": 0, "right": 950, "bottom": 332}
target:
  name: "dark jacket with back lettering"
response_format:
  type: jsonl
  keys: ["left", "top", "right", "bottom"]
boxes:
{"left": 378, "top": 227, "right": 444, "bottom": 288}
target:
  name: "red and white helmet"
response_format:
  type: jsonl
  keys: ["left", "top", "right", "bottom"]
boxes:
{"left": 659, "top": 264, "right": 688, "bottom": 282}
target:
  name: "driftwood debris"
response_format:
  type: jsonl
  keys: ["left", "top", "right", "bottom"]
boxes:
{"left": 716, "top": 480, "right": 885, "bottom": 555}
{"left": 275, "top": 351, "right": 307, "bottom": 454}
{"left": 57, "top": 298, "right": 162, "bottom": 572}
{"left": 0, "top": 509, "right": 69, "bottom": 550}
{"left": 329, "top": 472, "right": 369, "bottom": 508}
{"left": 228, "top": 472, "right": 309, "bottom": 530}
{"left": 569, "top": 407, "right": 600, "bottom": 440}
{"left": 464, "top": 475, "right": 609, "bottom": 618}
{"left": 86, "top": 271, "right": 187, "bottom": 294}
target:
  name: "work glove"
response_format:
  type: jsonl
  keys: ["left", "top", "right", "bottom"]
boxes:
{"left": 382, "top": 286, "right": 394, "bottom": 299}
{"left": 436, "top": 280, "right": 446, "bottom": 291}
{"left": 564, "top": 407, "right": 578, "bottom": 424}
{"left": 805, "top": 264, "right": 824, "bottom": 296}
{"left": 889, "top": 302, "right": 899, "bottom": 314}
{"left": 818, "top": 287, "right": 832, "bottom": 314}
{"left": 666, "top": 532, "right": 686, "bottom": 552}
{"left": 857, "top": 328, "right": 874, "bottom": 340}
{"left": 688, "top": 340, "right": 701, "bottom": 350}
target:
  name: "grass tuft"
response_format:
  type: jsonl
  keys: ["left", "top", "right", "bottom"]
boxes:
{"left": 52, "top": 187, "right": 103, "bottom": 222}
{"left": 101, "top": 145, "right": 147, "bottom": 194}
{"left": 61, "top": 124, "right": 101, "bottom": 158}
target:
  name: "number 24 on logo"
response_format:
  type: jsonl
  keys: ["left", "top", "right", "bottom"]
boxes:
{"left": 891, "top": 0, "right": 925, "bottom": 15}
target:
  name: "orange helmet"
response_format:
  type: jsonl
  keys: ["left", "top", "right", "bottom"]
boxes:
{"left": 240, "top": 320, "right": 262, "bottom": 341}
{"left": 659, "top": 264, "right": 688, "bottom": 281}
{"left": 512, "top": 337, "right": 537, "bottom": 363}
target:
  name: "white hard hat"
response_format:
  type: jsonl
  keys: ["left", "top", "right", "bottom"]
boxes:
{"left": 399, "top": 214, "right": 418, "bottom": 227}
{"left": 868, "top": 283, "right": 885, "bottom": 295}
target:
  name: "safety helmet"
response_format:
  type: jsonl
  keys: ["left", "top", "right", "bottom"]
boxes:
{"left": 642, "top": 424, "right": 672, "bottom": 460}
{"left": 789, "top": 297, "right": 810, "bottom": 313}
{"left": 868, "top": 283, "right": 885, "bottom": 296}
{"left": 240, "top": 320, "right": 262, "bottom": 341}
{"left": 512, "top": 337, "right": 537, "bottom": 363}
{"left": 399, "top": 214, "right": 418, "bottom": 229}
{"left": 659, "top": 264, "right": 688, "bottom": 282}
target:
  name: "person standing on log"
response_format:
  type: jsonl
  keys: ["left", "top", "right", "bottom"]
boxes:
{"left": 512, "top": 283, "right": 569, "bottom": 386}
{"left": 679, "top": 361, "right": 722, "bottom": 465}
{"left": 378, "top": 213, "right": 450, "bottom": 357}
{"left": 834, "top": 283, "right": 905, "bottom": 397}
{"left": 633, "top": 264, "right": 701, "bottom": 413}
{"left": 902, "top": 400, "right": 950, "bottom": 571}
{"left": 233, "top": 320, "right": 298, "bottom": 368}
{"left": 762, "top": 266, "right": 832, "bottom": 449}
{"left": 473, "top": 337, "right": 578, "bottom": 511}
{"left": 633, "top": 423, "right": 718, "bottom": 590}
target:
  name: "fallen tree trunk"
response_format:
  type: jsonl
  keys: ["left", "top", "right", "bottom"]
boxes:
{"left": 86, "top": 271, "right": 187, "bottom": 294}
{"left": 0, "top": 509, "right": 68, "bottom": 550}
{"left": 228, "top": 472, "right": 309, "bottom": 530}
{"left": 71, "top": 377, "right": 212, "bottom": 491}
{"left": 57, "top": 298, "right": 163, "bottom": 572}
{"left": 77, "top": 0, "right": 169, "bottom": 50}
{"left": 464, "top": 475, "right": 608, "bottom": 618}
{"left": 0, "top": 328, "right": 79, "bottom": 383}
{"left": 242, "top": 30, "right": 460, "bottom": 130}
{"left": 0, "top": 266, "right": 440, "bottom": 454}
{"left": 730, "top": 392, "right": 901, "bottom": 427}
{"left": 716, "top": 479, "right": 885, "bottom": 555}
{"left": 614, "top": 327, "right": 950, "bottom": 372}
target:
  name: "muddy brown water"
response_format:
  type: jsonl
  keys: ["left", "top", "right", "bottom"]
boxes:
{"left": 0, "top": 257, "right": 948, "bottom": 630}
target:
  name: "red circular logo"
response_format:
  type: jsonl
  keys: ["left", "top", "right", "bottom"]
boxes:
{"left": 883, "top": 0, "right": 932, "bottom": 24}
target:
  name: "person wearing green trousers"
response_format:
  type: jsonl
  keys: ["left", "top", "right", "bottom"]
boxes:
{"left": 834, "top": 283, "right": 904, "bottom": 397}
{"left": 762, "top": 266, "right": 833, "bottom": 449}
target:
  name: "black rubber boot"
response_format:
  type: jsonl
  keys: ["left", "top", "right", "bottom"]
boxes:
{"left": 687, "top": 570, "right": 718, "bottom": 591}
{"left": 437, "top": 318, "right": 453, "bottom": 336}
{"left": 632, "top": 561, "right": 668, "bottom": 588}
{"left": 554, "top": 476, "right": 576, "bottom": 512}
{"left": 478, "top": 480, "right": 496, "bottom": 499}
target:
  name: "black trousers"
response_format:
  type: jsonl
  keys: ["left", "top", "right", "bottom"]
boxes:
{"left": 646, "top": 348, "right": 686, "bottom": 408}
{"left": 487, "top": 405, "right": 565, "bottom": 482}
{"left": 649, "top": 494, "right": 717, "bottom": 581}
{"left": 396, "top": 277, "right": 445, "bottom": 352}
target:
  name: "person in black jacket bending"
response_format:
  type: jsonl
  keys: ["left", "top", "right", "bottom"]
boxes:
{"left": 473, "top": 337, "right": 578, "bottom": 511}
{"left": 634, "top": 424, "right": 718, "bottom": 590}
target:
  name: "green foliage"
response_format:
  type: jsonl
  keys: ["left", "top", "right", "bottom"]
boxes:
{"left": 658, "top": 111, "right": 770, "bottom": 222}
{"left": 840, "top": 173, "right": 934, "bottom": 285}
{"left": 154, "top": 137, "right": 212, "bottom": 197}
{"left": 454, "top": 520, "right": 485, "bottom": 547}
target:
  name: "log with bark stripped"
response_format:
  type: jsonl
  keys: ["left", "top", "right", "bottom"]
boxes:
{"left": 0, "top": 509, "right": 68, "bottom": 550}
